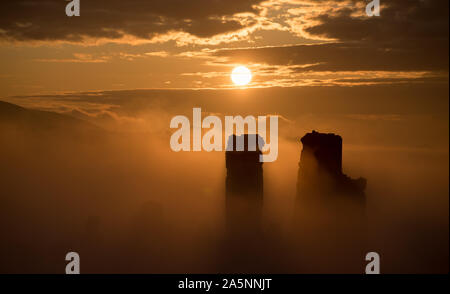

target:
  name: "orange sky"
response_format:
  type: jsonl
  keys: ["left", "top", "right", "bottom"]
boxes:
{"left": 0, "top": 0, "right": 448, "bottom": 97}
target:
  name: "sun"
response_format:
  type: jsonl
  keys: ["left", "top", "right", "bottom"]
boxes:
{"left": 231, "top": 66, "right": 252, "bottom": 86}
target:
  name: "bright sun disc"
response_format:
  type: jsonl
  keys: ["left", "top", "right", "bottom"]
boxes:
{"left": 231, "top": 66, "right": 252, "bottom": 86}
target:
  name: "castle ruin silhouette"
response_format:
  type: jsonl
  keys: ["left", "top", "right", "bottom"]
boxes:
{"left": 221, "top": 131, "right": 368, "bottom": 272}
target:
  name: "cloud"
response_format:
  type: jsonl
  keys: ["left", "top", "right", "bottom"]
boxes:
{"left": 34, "top": 53, "right": 111, "bottom": 63}
{"left": 212, "top": 41, "right": 448, "bottom": 72}
{"left": 145, "top": 51, "right": 170, "bottom": 58}
{"left": 1, "top": 0, "right": 447, "bottom": 91}
{"left": 209, "top": 0, "right": 449, "bottom": 72}
{"left": 0, "top": 0, "right": 264, "bottom": 43}
{"left": 297, "top": 0, "right": 449, "bottom": 43}
{"left": 169, "top": 0, "right": 448, "bottom": 85}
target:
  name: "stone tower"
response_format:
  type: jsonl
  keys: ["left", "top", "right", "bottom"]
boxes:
{"left": 295, "top": 131, "right": 367, "bottom": 272}
{"left": 225, "top": 134, "right": 264, "bottom": 230}
{"left": 297, "top": 130, "right": 366, "bottom": 201}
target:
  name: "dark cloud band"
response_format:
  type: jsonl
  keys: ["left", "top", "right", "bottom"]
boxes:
{"left": 0, "top": 0, "right": 263, "bottom": 41}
